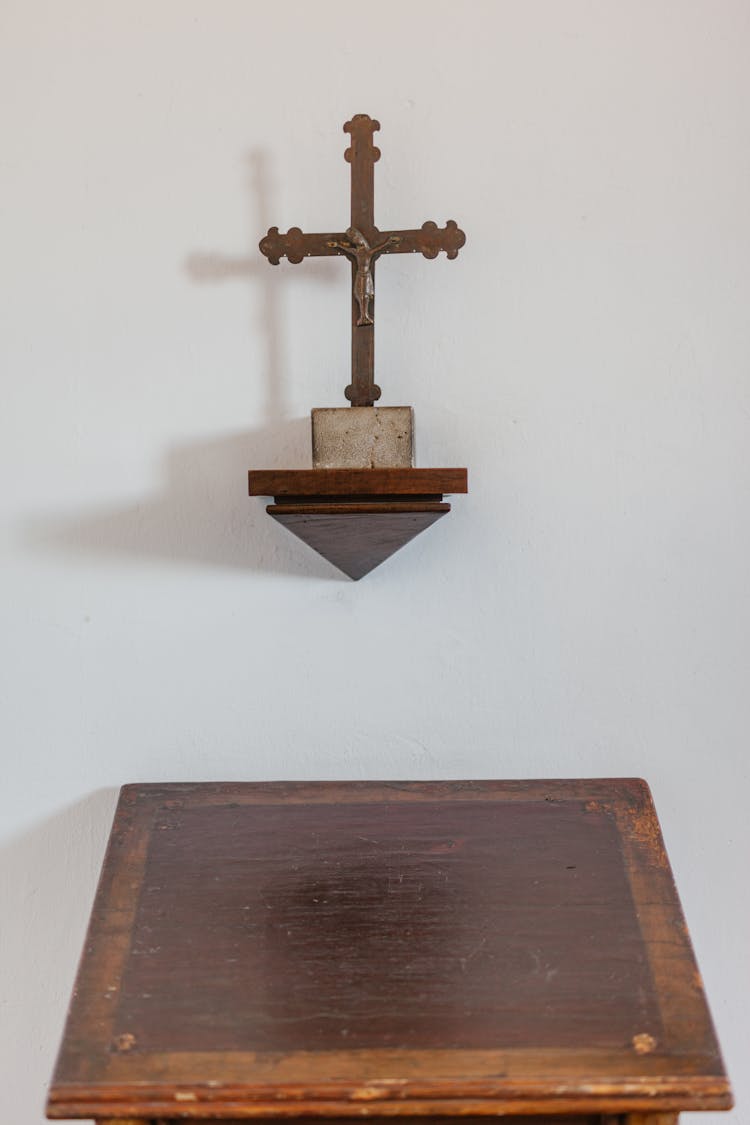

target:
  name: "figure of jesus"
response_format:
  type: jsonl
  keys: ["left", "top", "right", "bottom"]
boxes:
{"left": 328, "top": 227, "right": 401, "bottom": 326}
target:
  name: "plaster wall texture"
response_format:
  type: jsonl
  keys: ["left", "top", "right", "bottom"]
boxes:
{"left": 0, "top": 2, "right": 748, "bottom": 1123}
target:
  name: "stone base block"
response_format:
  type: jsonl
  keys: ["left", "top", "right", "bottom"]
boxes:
{"left": 311, "top": 406, "right": 414, "bottom": 469}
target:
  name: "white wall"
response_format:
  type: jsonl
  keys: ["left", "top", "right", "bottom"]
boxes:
{"left": 1, "top": 2, "right": 748, "bottom": 1121}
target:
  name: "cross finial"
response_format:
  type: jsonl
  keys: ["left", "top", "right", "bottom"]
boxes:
{"left": 259, "top": 114, "right": 465, "bottom": 407}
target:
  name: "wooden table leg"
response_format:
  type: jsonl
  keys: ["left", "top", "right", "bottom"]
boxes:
{"left": 619, "top": 1114, "right": 679, "bottom": 1124}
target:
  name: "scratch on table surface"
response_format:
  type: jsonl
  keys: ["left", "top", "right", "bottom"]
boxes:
{"left": 458, "top": 935, "right": 487, "bottom": 972}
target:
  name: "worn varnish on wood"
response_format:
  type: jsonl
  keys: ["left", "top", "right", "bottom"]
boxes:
{"left": 47, "top": 780, "right": 732, "bottom": 1123}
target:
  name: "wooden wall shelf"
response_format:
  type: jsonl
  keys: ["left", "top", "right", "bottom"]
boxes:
{"left": 248, "top": 468, "right": 468, "bottom": 579}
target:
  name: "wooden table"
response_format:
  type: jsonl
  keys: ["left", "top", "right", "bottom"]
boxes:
{"left": 47, "top": 780, "right": 732, "bottom": 1125}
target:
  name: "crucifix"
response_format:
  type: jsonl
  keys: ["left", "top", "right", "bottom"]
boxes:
{"left": 249, "top": 113, "right": 469, "bottom": 579}
{"left": 259, "top": 114, "right": 465, "bottom": 407}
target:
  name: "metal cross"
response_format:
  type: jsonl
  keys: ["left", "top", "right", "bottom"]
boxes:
{"left": 259, "top": 114, "right": 465, "bottom": 407}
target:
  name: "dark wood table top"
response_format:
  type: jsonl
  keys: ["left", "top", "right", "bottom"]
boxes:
{"left": 47, "top": 780, "right": 731, "bottom": 1120}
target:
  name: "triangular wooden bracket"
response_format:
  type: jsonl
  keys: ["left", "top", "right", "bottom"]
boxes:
{"left": 248, "top": 468, "right": 468, "bottom": 579}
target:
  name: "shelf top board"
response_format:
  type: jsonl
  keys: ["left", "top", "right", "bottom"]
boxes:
{"left": 47, "top": 779, "right": 731, "bottom": 1119}
{"left": 248, "top": 467, "right": 468, "bottom": 497}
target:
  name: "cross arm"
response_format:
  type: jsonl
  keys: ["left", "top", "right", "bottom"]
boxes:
{"left": 259, "top": 226, "right": 348, "bottom": 265}
{"left": 380, "top": 219, "right": 466, "bottom": 260}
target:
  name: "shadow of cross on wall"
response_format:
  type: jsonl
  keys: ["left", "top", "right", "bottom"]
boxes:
{"left": 186, "top": 149, "right": 339, "bottom": 423}
{"left": 22, "top": 151, "right": 345, "bottom": 579}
